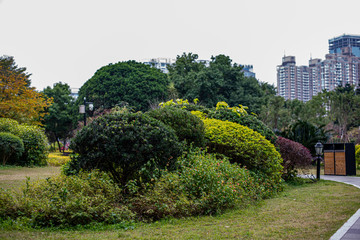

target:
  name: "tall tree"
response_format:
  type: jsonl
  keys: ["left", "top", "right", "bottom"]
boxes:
{"left": 42, "top": 82, "right": 75, "bottom": 152}
{"left": 0, "top": 56, "right": 52, "bottom": 125}
{"left": 326, "top": 84, "right": 360, "bottom": 142}
{"left": 78, "top": 61, "right": 169, "bottom": 112}
{"left": 169, "top": 53, "right": 274, "bottom": 113}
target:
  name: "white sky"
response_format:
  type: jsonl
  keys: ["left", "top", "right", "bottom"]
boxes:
{"left": 1, "top": 0, "right": 359, "bottom": 91}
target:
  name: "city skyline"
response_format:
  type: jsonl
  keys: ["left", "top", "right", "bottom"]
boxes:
{"left": 1, "top": 0, "right": 360, "bottom": 91}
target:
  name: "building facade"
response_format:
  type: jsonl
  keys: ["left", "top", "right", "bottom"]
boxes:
{"left": 277, "top": 34, "right": 360, "bottom": 101}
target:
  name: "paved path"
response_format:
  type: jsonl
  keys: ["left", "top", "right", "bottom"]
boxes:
{"left": 321, "top": 175, "right": 360, "bottom": 240}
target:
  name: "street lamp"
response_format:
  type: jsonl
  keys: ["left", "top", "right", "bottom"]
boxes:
{"left": 314, "top": 141, "right": 323, "bottom": 180}
{"left": 79, "top": 97, "right": 93, "bottom": 126}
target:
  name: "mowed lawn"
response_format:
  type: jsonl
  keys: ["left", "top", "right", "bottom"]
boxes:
{"left": 1, "top": 166, "right": 360, "bottom": 239}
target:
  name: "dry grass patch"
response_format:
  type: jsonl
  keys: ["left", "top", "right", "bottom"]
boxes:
{"left": 0, "top": 166, "right": 61, "bottom": 190}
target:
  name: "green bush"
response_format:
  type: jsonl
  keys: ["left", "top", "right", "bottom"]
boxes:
{"left": 146, "top": 107, "right": 206, "bottom": 148}
{"left": 69, "top": 112, "right": 183, "bottom": 186}
{"left": 0, "top": 118, "right": 48, "bottom": 166}
{"left": 0, "top": 118, "right": 19, "bottom": 133}
{"left": 129, "top": 150, "right": 282, "bottom": 220}
{"left": 201, "top": 118, "right": 283, "bottom": 183}
{"left": 208, "top": 108, "right": 277, "bottom": 143}
{"left": 0, "top": 132, "right": 24, "bottom": 165}
{"left": 0, "top": 171, "right": 134, "bottom": 227}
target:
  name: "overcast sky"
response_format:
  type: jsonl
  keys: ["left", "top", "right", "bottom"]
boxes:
{"left": 1, "top": 0, "right": 359, "bottom": 91}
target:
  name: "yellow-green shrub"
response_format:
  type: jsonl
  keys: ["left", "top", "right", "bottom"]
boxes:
{"left": 47, "top": 152, "right": 71, "bottom": 166}
{"left": 202, "top": 118, "right": 283, "bottom": 182}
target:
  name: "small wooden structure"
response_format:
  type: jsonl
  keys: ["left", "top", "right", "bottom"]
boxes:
{"left": 324, "top": 143, "right": 356, "bottom": 176}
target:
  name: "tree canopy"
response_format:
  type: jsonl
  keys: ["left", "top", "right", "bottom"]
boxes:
{"left": 0, "top": 55, "right": 52, "bottom": 125}
{"left": 168, "top": 53, "right": 275, "bottom": 113}
{"left": 78, "top": 61, "right": 169, "bottom": 112}
{"left": 42, "top": 82, "right": 75, "bottom": 151}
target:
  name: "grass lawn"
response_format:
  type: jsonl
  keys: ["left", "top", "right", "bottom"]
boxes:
{"left": 1, "top": 168, "right": 360, "bottom": 239}
{"left": 0, "top": 165, "right": 61, "bottom": 191}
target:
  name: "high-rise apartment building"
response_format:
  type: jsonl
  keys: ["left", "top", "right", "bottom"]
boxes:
{"left": 277, "top": 56, "right": 311, "bottom": 101}
{"left": 329, "top": 34, "right": 360, "bottom": 57}
{"left": 277, "top": 34, "right": 360, "bottom": 101}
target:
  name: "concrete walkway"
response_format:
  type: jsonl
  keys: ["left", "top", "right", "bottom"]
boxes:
{"left": 321, "top": 175, "right": 360, "bottom": 240}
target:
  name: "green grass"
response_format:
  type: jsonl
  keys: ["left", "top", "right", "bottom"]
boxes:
{"left": 1, "top": 168, "right": 360, "bottom": 239}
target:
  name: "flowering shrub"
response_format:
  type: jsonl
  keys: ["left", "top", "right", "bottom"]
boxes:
{"left": 201, "top": 118, "right": 283, "bottom": 183}
{"left": 0, "top": 171, "right": 134, "bottom": 227}
{"left": 146, "top": 107, "right": 206, "bottom": 148}
{"left": 275, "top": 137, "right": 312, "bottom": 180}
{"left": 68, "top": 112, "right": 183, "bottom": 186}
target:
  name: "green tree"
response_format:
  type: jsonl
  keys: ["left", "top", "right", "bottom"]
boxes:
{"left": 169, "top": 53, "right": 274, "bottom": 113}
{"left": 326, "top": 84, "right": 360, "bottom": 142}
{"left": 78, "top": 61, "right": 169, "bottom": 112}
{"left": 0, "top": 55, "right": 31, "bottom": 86}
{"left": 42, "top": 82, "right": 75, "bottom": 152}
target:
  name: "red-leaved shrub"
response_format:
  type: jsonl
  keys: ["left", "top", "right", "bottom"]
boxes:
{"left": 275, "top": 137, "right": 312, "bottom": 180}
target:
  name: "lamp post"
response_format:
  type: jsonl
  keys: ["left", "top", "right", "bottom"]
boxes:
{"left": 79, "top": 97, "right": 93, "bottom": 126}
{"left": 314, "top": 141, "right": 323, "bottom": 180}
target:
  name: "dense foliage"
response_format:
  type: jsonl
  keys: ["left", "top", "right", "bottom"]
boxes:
{"left": 42, "top": 82, "right": 75, "bottom": 152}
{"left": 146, "top": 107, "right": 206, "bottom": 148}
{"left": 275, "top": 137, "right": 313, "bottom": 180}
{"left": 208, "top": 106, "right": 277, "bottom": 143}
{"left": 281, "top": 120, "right": 329, "bottom": 155}
{"left": 0, "top": 171, "right": 134, "bottom": 227}
{"left": 0, "top": 118, "right": 48, "bottom": 166}
{"left": 0, "top": 132, "right": 24, "bottom": 165}
{"left": 129, "top": 150, "right": 282, "bottom": 220}
{"left": 68, "top": 112, "right": 183, "bottom": 185}
{"left": 0, "top": 55, "right": 52, "bottom": 125}
{"left": 168, "top": 53, "right": 276, "bottom": 114}
{"left": 201, "top": 118, "right": 283, "bottom": 183}
{"left": 78, "top": 61, "right": 169, "bottom": 112}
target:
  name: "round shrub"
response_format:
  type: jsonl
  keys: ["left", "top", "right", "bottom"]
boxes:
{"left": 0, "top": 132, "right": 24, "bottom": 165}
{"left": 208, "top": 108, "right": 277, "bottom": 143}
{"left": 146, "top": 107, "right": 206, "bottom": 148}
{"left": 0, "top": 171, "right": 135, "bottom": 227}
{"left": 69, "top": 112, "right": 183, "bottom": 185}
{"left": 0, "top": 118, "right": 48, "bottom": 166}
{"left": 275, "top": 137, "right": 312, "bottom": 180}
{"left": 202, "top": 118, "right": 283, "bottom": 182}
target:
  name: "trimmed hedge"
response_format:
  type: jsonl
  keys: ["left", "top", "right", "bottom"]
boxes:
{"left": 201, "top": 118, "right": 283, "bottom": 183}
{"left": 208, "top": 108, "right": 277, "bottom": 143}
{"left": 0, "top": 118, "right": 48, "bottom": 166}
{"left": 146, "top": 107, "right": 206, "bottom": 148}
{"left": 275, "top": 137, "right": 312, "bottom": 180}
{"left": 68, "top": 112, "right": 183, "bottom": 186}
{"left": 0, "top": 132, "right": 24, "bottom": 165}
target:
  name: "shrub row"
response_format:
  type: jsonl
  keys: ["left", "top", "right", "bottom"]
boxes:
{"left": 0, "top": 118, "right": 48, "bottom": 166}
